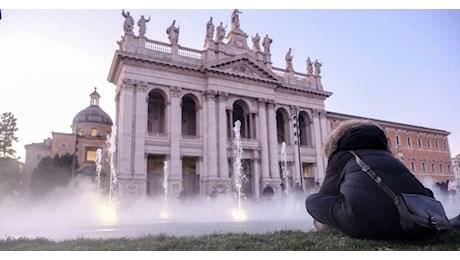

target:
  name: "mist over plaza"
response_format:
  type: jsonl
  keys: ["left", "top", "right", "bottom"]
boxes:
{"left": 0, "top": 5, "right": 459, "bottom": 240}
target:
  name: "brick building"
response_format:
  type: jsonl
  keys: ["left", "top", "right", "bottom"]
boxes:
{"left": 327, "top": 112, "right": 453, "bottom": 185}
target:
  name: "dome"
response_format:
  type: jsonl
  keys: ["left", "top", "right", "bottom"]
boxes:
{"left": 72, "top": 105, "right": 113, "bottom": 125}
{"left": 72, "top": 88, "right": 113, "bottom": 125}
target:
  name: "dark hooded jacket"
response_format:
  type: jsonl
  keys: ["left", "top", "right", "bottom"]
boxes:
{"left": 319, "top": 119, "right": 433, "bottom": 239}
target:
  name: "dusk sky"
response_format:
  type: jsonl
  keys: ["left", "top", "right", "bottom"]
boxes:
{"left": 1, "top": 2, "right": 459, "bottom": 162}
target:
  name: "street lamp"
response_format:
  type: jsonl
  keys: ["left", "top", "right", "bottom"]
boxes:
{"left": 292, "top": 111, "right": 305, "bottom": 192}
{"left": 71, "top": 128, "right": 80, "bottom": 180}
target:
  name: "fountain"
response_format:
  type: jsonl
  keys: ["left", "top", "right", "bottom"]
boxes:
{"left": 160, "top": 161, "right": 169, "bottom": 219}
{"left": 231, "top": 120, "right": 247, "bottom": 221}
{"left": 281, "top": 141, "right": 290, "bottom": 195}
{"left": 99, "top": 125, "right": 118, "bottom": 224}
{"left": 95, "top": 148, "right": 103, "bottom": 194}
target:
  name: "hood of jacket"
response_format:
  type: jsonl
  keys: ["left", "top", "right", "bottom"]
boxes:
{"left": 322, "top": 119, "right": 393, "bottom": 159}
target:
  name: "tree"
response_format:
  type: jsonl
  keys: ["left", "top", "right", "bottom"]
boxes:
{"left": 0, "top": 157, "right": 22, "bottom": 202}
{"left": 0, "top": 112, "right": 19, "bottom": 159}
{"left": 29, "top": 153, "right": 76, "bottom": 197}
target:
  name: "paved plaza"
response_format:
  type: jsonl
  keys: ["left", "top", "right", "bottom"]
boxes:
{"left": 0, "top": 194, "right": 314, "bottom": 241}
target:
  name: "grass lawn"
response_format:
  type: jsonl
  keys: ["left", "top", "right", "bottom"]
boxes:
{"left": 1, "top": 229, "right": 460, "bottom": 251}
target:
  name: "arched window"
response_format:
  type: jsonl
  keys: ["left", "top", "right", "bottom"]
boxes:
{"left": 232, "top": 100, "right": 253, "bottom": 139}
{"left": 276, "top": 108, "right": 289, "bottom": 144}
{"left": 147, "top": 91, "right": 166, "bottom": 134}
{"left": 181, "top": 95, "right": 197, "bottom": 136}
{"left": 297, "top": 112, "right": 312, "bottom": 147}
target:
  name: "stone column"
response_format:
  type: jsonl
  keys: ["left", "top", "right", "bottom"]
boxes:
{"left": 312, "top": 109, "right": 325, "bottom": 183}
{"left": 267, "top": 100, "right": 280, "bottom": 179}
{"left": 257, "top": 98, "right": 270, "bottom": 182}
{"left": 201, "top": 92, "right": 208, "bottom": 181}
{"left": 317, "top": 109, "right": 328, "bottom": 183}
{"left": 169, "top": 86, "right": 182, "bottom": 190}
{"left": 131, "top": 80, "right": 148, "bottom": 195}
{"left": 117, "top": 79, "right": 135, "bottom": 181}
{"left": 252, "top": 151, "right": 261, "bottom": 199}
{"left": 206, "top": 91, "right": 218, "bottom": 180}
{"left": 218, "top": 92, "right": 229, "bottom": 179}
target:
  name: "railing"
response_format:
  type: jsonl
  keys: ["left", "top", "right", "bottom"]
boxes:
{"left": 144, "top": 39, "right": 202, "bottom": 60}
{"left": 145, "top": 40, "right": 171, "bottom": 54}
{"left": 178, "top": 47, "right": 202, "bottom": 59}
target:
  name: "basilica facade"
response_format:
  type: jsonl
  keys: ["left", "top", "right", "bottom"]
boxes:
{"left": 107, "top": 10, "right": 455, "bottom": 200}
{"left": 108, "top": 10, "right": 333, "bottom": 199}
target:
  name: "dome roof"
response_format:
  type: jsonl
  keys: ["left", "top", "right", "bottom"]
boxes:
{"left": 72, "top": 88, "right": 113, "bottom": 125}
{"left": 72, "top": 105, "right": 113, "bottom": 125}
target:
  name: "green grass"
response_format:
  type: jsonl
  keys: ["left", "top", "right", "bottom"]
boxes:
{"left": 1, "top": 229, "right": 460, "bottom": 251}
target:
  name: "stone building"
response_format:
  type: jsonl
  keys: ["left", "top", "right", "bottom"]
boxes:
{"left": 107, "top": 10, "right": 454, "bottom": 200}
{"left": 108, "top": 10, "right": 331, "bottom": 199}
{"left": 23, "top": 88, "right": 113, "bottom": 192}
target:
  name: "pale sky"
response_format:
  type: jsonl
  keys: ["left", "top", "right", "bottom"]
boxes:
{"left": 1, "top": 2, "right": 459, "bottom": 162}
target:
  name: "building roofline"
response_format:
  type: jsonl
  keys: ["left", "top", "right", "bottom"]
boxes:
{"left": 327, "top": 111, "right": 451, "bottom": 135}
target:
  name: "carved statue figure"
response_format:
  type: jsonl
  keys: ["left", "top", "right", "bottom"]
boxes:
{"left": 262, "top": 34, "right": 272, "bottom": 55}
{"left": 137, "top": 15, "right": 151, "bottom": 37}
{"left": 252, "top": 33, "right": 261, "bottom": 52}
{"left": 306, "top": 57, "right": 313, "bottom": 75}
{"left": 166, "top": 20, "right": 180, "bottom": 44}
{"left": 285, "top": 48, "right": 294, "bottom": 71}
{"left": 204, "top": 16, "right": 215, "bottom": 46}
{"left": 122, "top": 9, "right": 134, "bottom": 34}
{"left": 215, "top": 22, "right": 227, "bottom": 43}
{"left": 314, "top": 59, "right": 322, "bottom": 76}
{"left": 231, "top": 9, "right": 242, "bottom": 30}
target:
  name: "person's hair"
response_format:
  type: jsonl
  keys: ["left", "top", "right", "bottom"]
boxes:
{"left": 322, "top": 119, "right": 392, "bottom": 158}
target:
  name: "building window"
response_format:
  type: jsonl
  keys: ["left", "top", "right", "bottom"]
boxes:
{"left": 431, "top": 162, "right": 435, "bottom": 173}
{"left": 85, "top": 147, "right": 99, "bottom": 162}
{"left": 427, "top": 139, "right": 431, "bottom": 149}
{"left": 410, "top": 160, "right": 416, "bottom": 172}
{"left": 421, "top": 161, "right": 426, "bottom": 173}
{"left": 59, "top": 143, "right": 68, "bottom": 149}
{"left": 91, "top": 128, "right": 98, "bottom": 137}
{"left": 407, "top": 135, "right": 412, "bottom": 147}
{"left": 435, "top": 139, "right": 439, "bottom": 150}
{"left": 395, "top": 135, "right": 400, "bottom": 146}
{"left": 439, "top": 162, "right": 443, "bottom": 174}
{"left": 447, "top": 164, "right": 451, "bottom": 174}
{"left": 444, "top": 140, "right": 448, "bottom": 151}
{"left": 417, "top": 137, "right": 422, "bottom": 148}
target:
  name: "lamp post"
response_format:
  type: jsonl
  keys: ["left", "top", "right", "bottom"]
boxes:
{"left": 71, "top": 128, "right": 80, "bottom": 180}
{"left": 293, "top": 111, "right": 305, "bottom": 192}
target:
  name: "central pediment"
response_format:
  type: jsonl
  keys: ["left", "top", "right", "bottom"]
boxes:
{"left": 204, "top": 54, "right": 280, "bottom": 83}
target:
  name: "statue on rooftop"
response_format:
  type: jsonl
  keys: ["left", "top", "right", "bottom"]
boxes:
{"left": 204, "top": 16, "right": 215, "bottom": 47}
{"left": 122, "top": 9, "right": 134, "bottom": 34}
{"left": 231, "top": 9, "right": 242, "bottom": 30}
{"left": 306, "top": 57, "right": 313, "bottom": 75}
{"left": 137, "top": 15, "right": 151, "bottom": 37}
{"left": 252, "top": 33, "right": 261, "bottom": 52}
{"left": 314, "top": 59, "right": 322, "bottom": 76}
{"left": 262, "top": 34, "right": 272, "bottom": 55}
{"left": 167, "top": 20, "right": 180, "bottom": 44}
{"left": 285, "top": 48, "right": 294, "bottom": 71}
{"left": 215, "top": 22, "right": 227, "bottom": 43}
